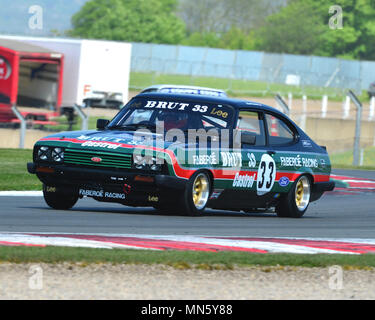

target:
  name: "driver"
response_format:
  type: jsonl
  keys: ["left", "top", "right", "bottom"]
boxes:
{"left": 157, "top": 111, "right": 188, "bottom": 131}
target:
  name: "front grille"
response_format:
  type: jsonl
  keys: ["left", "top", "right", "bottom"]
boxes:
{"left": 64, "top": 148, "right": 132, "bottom": 169}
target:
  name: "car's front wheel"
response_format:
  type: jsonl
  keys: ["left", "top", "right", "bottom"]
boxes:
{"left": 181, "top": 171, "right": 211, "bottom": 216}
{"left": 276, "top": 175, "right": 311, "bottom": 218}
{"left": 43, "top": 184, "right": 78, "bottom": 210}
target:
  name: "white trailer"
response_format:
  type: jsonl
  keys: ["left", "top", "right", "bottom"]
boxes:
{"left": 0, "top": 35, "right": 132, "bottom": 109}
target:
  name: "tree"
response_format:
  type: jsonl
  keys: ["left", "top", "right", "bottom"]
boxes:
{"left": 182, "top": 32, "right": 222, "bottom": 48}
{"left": 316, "top": 0, "right": 375, "bottom": 60}
{"left": 219, "top": 27, "right": 257, "bottom": 51}
{"left": 177, "top": 0, "right": 284, "bottom": 35}
{"left": 68, "top": 0, "right": 186, "bottom": 44}
{"left": 254, "top": 0, "right": 325, "bottom": 55}
{"left": 255, "top": 0, "right": 375, "bottom": 60}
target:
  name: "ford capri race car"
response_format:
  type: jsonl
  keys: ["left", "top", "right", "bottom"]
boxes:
{"left": 27, "top": 93, "right": 335, "bottom": 218}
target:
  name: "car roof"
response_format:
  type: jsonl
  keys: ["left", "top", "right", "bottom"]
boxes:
{"left": 140, "top": 84, "right": 227, "bottom": 97}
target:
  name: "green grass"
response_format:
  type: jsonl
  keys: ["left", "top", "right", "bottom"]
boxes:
{"left": 129, "top": 72, "right": 366, "bottom": 102}
{"left": 1, "top": 246, "right": 375, "bottom": 269}
{"left": 0, "top": 148, "right": 41, "bottom": 191}
{"left": 331, "top": 146, "right": 375, "bottom": 169}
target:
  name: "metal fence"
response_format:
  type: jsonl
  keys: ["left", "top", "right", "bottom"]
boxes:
{"left": 130, "top": 43, "right": 372, "bottom": 97}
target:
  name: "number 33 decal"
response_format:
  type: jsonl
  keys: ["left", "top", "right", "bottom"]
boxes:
{"left": 257, "top": 154, "right": 276, "bottom": 195}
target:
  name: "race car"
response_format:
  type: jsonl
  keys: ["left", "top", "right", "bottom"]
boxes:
{"left": 27, "top": 92, "right": 335, "bottom": 218}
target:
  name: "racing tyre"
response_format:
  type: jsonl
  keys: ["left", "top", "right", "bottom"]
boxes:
{"left": 276, "top": 175, "right": 311, "bottom": 218}
{"left": 181, "top": 171, "right": 211, "bottom": 216}
{"left": 43, "top": 184, "right": 78, "bottom": 210}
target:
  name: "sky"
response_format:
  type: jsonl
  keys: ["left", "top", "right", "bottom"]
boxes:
{"left": 0, "top": 0, "right": 89, "bottom": 36}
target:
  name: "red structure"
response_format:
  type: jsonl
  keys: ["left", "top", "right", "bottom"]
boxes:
{"left": 0, "top": 39, "right": 64, "bottom": 124}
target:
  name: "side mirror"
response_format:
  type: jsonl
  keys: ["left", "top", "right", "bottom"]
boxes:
{"left": 96, "top": 119, "right": 109, "bottom": 130}
{"left": 241, "top": 132, "right": 256, "bottom": 145}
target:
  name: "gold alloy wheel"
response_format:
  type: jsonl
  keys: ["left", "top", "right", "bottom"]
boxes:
{"left": 192, "top": 173, "right": 210, "bottom": 210}
{"left": 294, "top": 176, "right": 310, "bottom": 211}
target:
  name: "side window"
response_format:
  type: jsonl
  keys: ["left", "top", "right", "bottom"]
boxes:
{"left": 265, "top": 114, "right": 295, "bottom": 145}
{"left": 236, "top": 111, "right": 265, "bottom": 146}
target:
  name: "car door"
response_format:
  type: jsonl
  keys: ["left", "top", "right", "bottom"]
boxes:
{"left": 263, "top": 112, "right": 299, "bottom": 194}
{"left": 233, "top": 110, "right": 268, "bottom": 195}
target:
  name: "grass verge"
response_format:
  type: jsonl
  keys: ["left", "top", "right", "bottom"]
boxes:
{"left": 1, "top": 246, "right": 375, "bottom": 269}
{"left": 0, "top": 148, "right": 41, "bottom": 191}
{"left": 331, "top": 146, "right": 375, "bottom": 169}
{"left": 129, "top": 72, "right": 370, "bottom": 102}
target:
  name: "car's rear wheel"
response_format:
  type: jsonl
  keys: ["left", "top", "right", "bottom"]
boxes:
{"left": 276, "top": 175, "right": 311, "bottom": 218}
{"left": 181, "top": 171, "right": 211, "bottom": 216}
{"left": 43, "top": 184, "right": 78, "bottom": 210}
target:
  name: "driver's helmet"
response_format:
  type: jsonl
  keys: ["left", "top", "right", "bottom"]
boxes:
{"left": 157, "top": 111, "right": 188, "bottom": 131}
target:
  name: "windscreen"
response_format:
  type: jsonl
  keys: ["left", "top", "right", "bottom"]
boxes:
{"left": 108, "top": 98, "right": 234, "bottom": 131}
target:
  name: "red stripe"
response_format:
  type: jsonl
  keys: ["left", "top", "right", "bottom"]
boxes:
{"left": 346, "top": 181, "right": 375, "bottom": 188}
{"left": 0, "top": 241, "right": 45, "bottom": 247}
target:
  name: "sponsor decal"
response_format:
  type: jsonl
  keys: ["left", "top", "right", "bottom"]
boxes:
{"left": 110, "top": 177, "right": 125, "bottom": 181}
{"left": 144, "top": 100, "right": 190, "bottom": 111}
{"left": 320, "top": 159, "right": 326, "bottom": 168}
{"left": 278, "top": 176, "right": 290, "bottom": 187}
{"left": 81, "top": 141, "right": 121, "bottom": 150}
{"left": 221, "top": 152, "right": 242, "bottom": 167}
{"left": 79, "top": 189, "right": 125, "bottom": 199}
{"left": 257, "top": 154, "right": 276, "bottom": 196}
{"left": 247, "top": 152, "right": 257, "bottom": 168}
{"left": 232, "top": 173, "right": 256, "bottom": 188}
{"left": 45, "top": 186, "right": 56, "bottom": 193}
{"left": 148, "top": 195, "right": 159, "bottom": 202}
{"left": 210, "top": 107, "right": 228, "bottom": 118}
{"left": 123, "top": 184, "right": 131, "bottom": 194}
{"left": 192, "top": 153, "right": 218, "bottom": 165}
{"left": 141, "top": 101, "right": 232, "bottom": 119}
{"left": 77, "top": 135, "right": 130, "bottom": 144}
{"left": 159, "top": 88, "right": 225, "bottom": 97}
{"left": 280, "top": 155, "right": 318, "bottom": 168}
{"left": 302, "top": 140, "right": 312, "bottom": 148}
{"left": 209, "top": 189, "right": 223, "bottom": 199}
{"left": 104, "top": 192, "right": 126, "bottom": 199}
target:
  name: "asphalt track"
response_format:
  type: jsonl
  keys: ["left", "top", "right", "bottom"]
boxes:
{"left": 0, "top": 169, "right": 374, "bottom": 239}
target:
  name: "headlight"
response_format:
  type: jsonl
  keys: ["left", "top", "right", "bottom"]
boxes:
{"left": 133, "top": 155, "right": 162, "bottom": 171}
{"left": 37, "top": 146, "right": 49, "bottom": 160}
{"left": 36, "top": 146, "right": 64, "bottom": 163}
{"left": 51, "top": 148, "right": 64, "bottom": 162}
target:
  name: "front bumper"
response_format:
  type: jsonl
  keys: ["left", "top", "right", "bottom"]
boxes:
{"left": 28, "top": 162, "right": 187, "bottom": 205}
